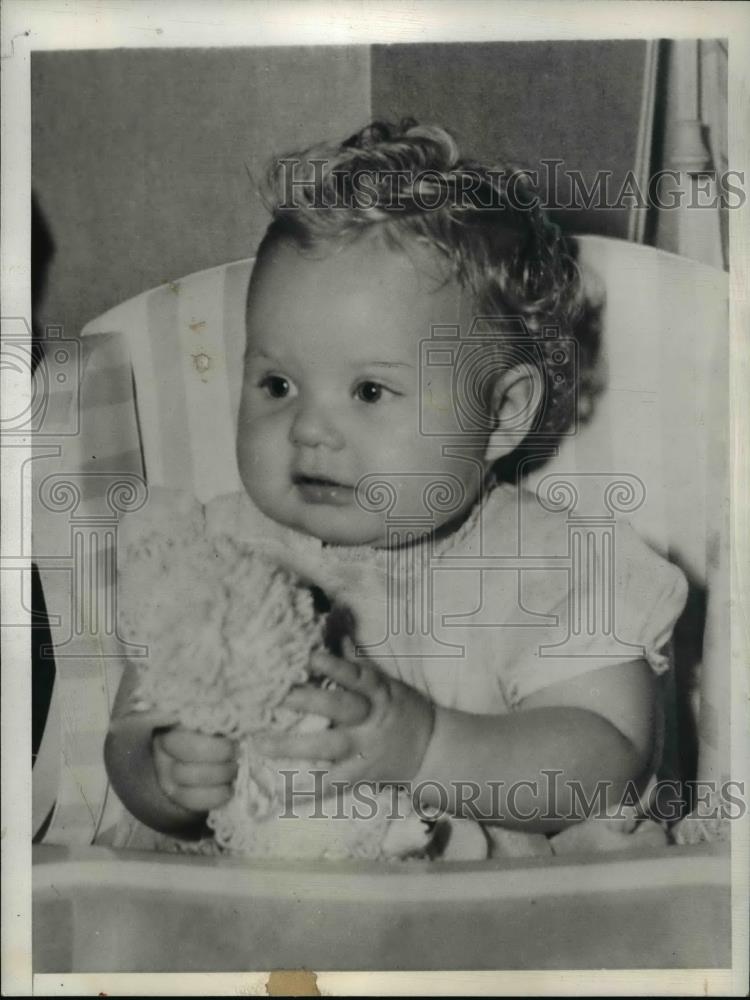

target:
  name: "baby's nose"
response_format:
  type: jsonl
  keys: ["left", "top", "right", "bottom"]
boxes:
{"left": 289, "top": 400, "right": 345, "bottom": 450}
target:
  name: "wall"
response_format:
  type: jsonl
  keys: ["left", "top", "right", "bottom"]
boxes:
{"left": 31, "top": 46, "right": 371, "bottom": 339}
{"left": 371, "top": 40, "right": 653, "bottom": 239}
{"left": 32, "top": 41, "right": 653, "bottom": 339}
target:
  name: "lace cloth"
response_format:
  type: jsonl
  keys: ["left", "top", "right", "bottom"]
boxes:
{"left": 116, "top": 489, "right": 433, "bottom": 860}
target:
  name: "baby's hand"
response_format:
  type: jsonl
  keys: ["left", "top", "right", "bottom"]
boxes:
{"left": 153, "top": 725, "right": 238, "bottom": 814}
{"left": 255, "top": 645, "right": 435, "bottom": 793}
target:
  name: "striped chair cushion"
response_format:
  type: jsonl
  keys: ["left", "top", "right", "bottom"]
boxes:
{"left": 33, "top": 332, "right": 145, "bottom": 843}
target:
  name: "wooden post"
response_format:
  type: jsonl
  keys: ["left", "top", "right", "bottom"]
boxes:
{"left": 655, "top": 39, "right": 724, "bottom": 268}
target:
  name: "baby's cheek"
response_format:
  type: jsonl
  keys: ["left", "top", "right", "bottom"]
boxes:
{"left": 239, "top": 411, "right": 283, "bottom": 463}
{"left": 237, "top": 432, "right": 279, "bottom": 507}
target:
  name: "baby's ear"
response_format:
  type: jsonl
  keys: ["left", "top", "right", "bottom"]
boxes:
{"left": 483, "top": 362, "right": 544, "bottom": 465}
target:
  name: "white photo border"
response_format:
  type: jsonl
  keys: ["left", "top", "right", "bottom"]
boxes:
{"left": 2, "top": 1, "right": 748, "bottom": 995}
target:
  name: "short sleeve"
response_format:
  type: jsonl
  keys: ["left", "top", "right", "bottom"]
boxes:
{"left": 615, "top": 531, "right": 690, "bottom": 676}
{"left": 503, "top": 520, "right": 689, "bottom": 709}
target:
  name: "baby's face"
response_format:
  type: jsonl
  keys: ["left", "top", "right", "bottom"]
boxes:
{"left": 236, "top": 230, "right": 490, "bottom": 547}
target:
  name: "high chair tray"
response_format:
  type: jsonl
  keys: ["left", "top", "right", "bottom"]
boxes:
{"left": 33, "top": 842, "right": 730, "bottom": 972}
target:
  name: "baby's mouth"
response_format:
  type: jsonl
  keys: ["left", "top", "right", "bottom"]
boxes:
{"left": 292, "top": 473, "right": 354, "bottom": 507}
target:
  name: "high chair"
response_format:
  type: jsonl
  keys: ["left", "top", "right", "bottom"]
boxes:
{"left": 31, "top": 236, "right": 731, "bottom": 971}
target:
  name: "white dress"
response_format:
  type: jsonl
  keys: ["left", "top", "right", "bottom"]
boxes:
{"left": 202, "top": 480, "right": 688, "bottom": 858}
{"left": 207, "top": 480, "right": 688, "bottom": 714}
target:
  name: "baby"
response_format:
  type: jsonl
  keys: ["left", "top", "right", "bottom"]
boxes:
{"left": 105, "top": 121, "right": 688, "bottom": 855}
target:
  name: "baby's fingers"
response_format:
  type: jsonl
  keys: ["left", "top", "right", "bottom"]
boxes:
{"left": 168, "top": 784, "right": 234, "bottom": 813}
{"left": 157, "top": 726, "right": 236, "bottom": 764}
{"left": 310, "top": 648, "right": 381, "bottom": 696}
{"left": 282, "top": 684, "right": 370, "bottom": 726}
{"left": 172, "top": 760, "right": 238, "bottom": 788}
{"left": 255, "top": 727, "right": 350, "bottom": 762}
{"left": 153, "top": 740, "right": 235, "bottom": 811}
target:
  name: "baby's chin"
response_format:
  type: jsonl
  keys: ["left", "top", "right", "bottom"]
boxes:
{"left": 245, "top": 489, "right": 388, "bottom": 548}
{"left": 274, "top": 512, "right": 440, "bottom": 551}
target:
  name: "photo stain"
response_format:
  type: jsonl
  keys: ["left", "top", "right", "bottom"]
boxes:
{"left": 192, "top": 352, "right": 212, "bottom": 376}
{"left": 266, "top": 970, "right": 320, "bottom": 996}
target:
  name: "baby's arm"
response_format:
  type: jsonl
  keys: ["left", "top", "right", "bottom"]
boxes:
{"left": 261, "top": 653, "right": 658, "bottom": 835}
{"left": 416, "top": 658, "right": 657, "bottom": 833}
{"left": 104, "top": 661, "right": 237, "bottom": 839}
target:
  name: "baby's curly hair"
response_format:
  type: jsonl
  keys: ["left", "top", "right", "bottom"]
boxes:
{"left": 257, "top": 119, "right": 601, "bottom": 460}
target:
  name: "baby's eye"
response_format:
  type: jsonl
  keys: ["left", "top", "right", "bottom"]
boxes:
{"left": 355, "top": 381, "right": 386, "bottom": 403}
{"left": 259, "top": 374, "right": 295, "bottom": 399}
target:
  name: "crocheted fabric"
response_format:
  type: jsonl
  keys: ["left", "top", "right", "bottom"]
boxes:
{"left": 116, "top": 490, "right": 430, "bottom": 860}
